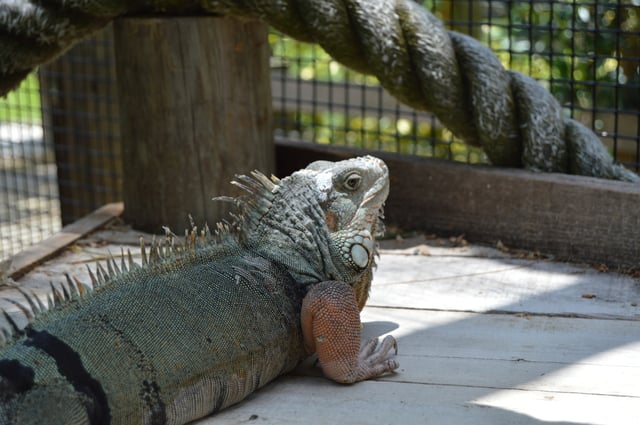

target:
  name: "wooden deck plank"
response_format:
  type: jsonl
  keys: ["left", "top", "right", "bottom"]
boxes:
{"left": 370, "top": 247, "right": 640, "bottom": 320}
{"left": 358, "top": 308, "right": 640, "bottom": 396}
{"left": 4, "top": 202, "right": 124, "bottom": 279}
{"left": 199, "top": 376, "right": 639, "bottom": 425}
{"left": 203, "top": 305, "right": 640, "bottom": 424}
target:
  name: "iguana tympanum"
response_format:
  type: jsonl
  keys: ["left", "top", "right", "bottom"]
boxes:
{"left": 0, "top": 156, "right": 398, "bottom": 424}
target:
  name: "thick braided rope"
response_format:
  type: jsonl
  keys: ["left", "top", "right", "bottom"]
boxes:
{"left": 1, "top": 0, "right": 637, "bottom": 181}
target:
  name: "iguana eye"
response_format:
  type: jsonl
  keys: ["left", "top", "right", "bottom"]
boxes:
{"left": 343, "top": 173, "right": 362, "bottom": 191}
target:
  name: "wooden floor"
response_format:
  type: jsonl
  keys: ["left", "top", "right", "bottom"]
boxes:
{"left": 2, "top": 207, "right": 639, "bottom": 424}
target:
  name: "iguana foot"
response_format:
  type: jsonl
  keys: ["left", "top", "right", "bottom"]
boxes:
{"left": 353, "top": 335, "right": 399, "bottom": 382}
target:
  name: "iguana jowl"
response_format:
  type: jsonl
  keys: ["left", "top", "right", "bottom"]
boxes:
{"left": 0, "top": 156, "right": 398, "bottom": 424}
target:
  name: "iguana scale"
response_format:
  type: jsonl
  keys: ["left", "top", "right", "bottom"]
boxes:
{"left": 0, "top": 156, "right": 398, "bottom": 424}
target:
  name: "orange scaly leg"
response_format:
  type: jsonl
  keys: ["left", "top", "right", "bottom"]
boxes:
{"left": 301, "top": 280, "right": 399, "bottom": 384}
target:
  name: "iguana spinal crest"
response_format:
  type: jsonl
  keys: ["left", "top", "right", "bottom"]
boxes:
{"left": 0, "top": 155, "right": 398, "bottom": 425}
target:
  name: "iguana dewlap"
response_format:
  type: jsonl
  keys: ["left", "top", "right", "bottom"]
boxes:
{"left": 0, "top": 156, "right": 398, "bottom": 424}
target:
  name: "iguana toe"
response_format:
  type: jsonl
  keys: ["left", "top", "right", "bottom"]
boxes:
{"left": 355, "top": 335, "right": 399, "bottom": 381}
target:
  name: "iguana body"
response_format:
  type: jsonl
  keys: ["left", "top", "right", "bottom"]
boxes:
{"left": 0, "top": 156, "right": 398, "bottom": 424}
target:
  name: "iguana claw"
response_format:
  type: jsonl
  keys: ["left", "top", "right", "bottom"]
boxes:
{"left": 355, "top": 335, "right": 399, "bottom": 381}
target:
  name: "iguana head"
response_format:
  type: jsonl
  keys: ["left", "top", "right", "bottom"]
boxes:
{"left": 231, "top": 156, "right": 389, "bottom": 305}
{"left": 304, "top": 156, "right": 389, "bottom": 267}
{"left": 302, "top": 156, "right": 389, "bottom": 309}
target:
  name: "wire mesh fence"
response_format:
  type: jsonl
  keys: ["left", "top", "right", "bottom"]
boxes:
{"left": 0, "top": 76, "right": 60, "bottom": 261}
{"left": 0, "top": 0, "right": 638, "bottom": 261}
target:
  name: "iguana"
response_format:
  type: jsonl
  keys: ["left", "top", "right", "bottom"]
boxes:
{"left": 0, "top": 156, "right": 398, "bottom": 425}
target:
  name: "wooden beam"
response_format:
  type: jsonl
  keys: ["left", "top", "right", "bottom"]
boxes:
{"left": 5, "top": 202, "right": 123, "bottom": 279}
{"left": 275, "top": 138, "right": 640, "bottom": 269}
{"left": 114, "top": 17, "right": 273, "bottom": 234}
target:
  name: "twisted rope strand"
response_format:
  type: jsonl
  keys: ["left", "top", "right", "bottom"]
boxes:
{"left": 1, "top": 0, "right": 637, "bottom": 181}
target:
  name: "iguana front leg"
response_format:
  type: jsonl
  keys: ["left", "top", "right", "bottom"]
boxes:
{"left": 301, "top": 280, "right": 399, "bottom": 384}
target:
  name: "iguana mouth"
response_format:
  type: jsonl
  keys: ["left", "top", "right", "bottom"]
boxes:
{"left": 361, "top": 160, "right": 389, "bottom": 209}
{"left": 352, "top": 158, "right": 389, "bottom": 234}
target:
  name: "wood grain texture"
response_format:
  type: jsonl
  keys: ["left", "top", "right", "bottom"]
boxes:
{"left": 370, "top": 249, "right": 640, "bottom": 319}
{"left": 275, "top": 138, "right": 640, "bottom": 268}
{"left": 203, "top": 308, "right": 640, "bottom": 425}
{"left": 204, "top": 375, "right": 639, "bottom": 425}
{"left": 114, "top": 17, "right": 274, "bottom": 234}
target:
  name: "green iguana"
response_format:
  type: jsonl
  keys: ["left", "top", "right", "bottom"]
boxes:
{"left": 0, "top": 156, "right": 398, "bottom": 425}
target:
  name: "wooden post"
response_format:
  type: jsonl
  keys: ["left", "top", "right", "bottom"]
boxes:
{"left": 113, "top": 17, "right": 274, "bottom": 234}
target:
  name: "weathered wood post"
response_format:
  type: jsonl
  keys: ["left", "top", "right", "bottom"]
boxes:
{"left": 113, "top": 17, "right": 273, "bottom": 233}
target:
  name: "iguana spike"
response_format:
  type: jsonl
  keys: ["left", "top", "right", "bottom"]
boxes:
{"left": 161, "top": 226, "right": 175, "bottom": 257}
{"left": 168, "top": 234, "right": 176, "bottom": 256}
{"left": 71, "top": 275, "right": 87, "bottom": 296}
{"left": 5, "top": 298, "right": 33, "bottom": 320}
{"left": 96, "top": 263, "right": 108, "bottom": 286}
{"left": 110, "top": 251, "right": 122, "bottom": 275}
{"left": 127, "top": 248, "right": 135, "bottom": 269}
{"left": 120, "top": 247, "right": 127, "bottom": 272}
{"left": 188, "top": 229, "right": 197, "bottom": 250}
{"left": 50, "top": 282, "right": 63, "bottom": 305}
{"left": 230, "top": 179, "right": 255, "bottom": 195}
{"left": 16, "top": 287, "right": 41, "bottom": 315}
{"left": 60, "top": 279, "right": 72, "bottom": 301}
{"left": 140, "top": 237, "right": 148, "bottom": 265}
{"left": 149, "top": 237, "right": 160, "bottom": 263}
{"left": 32, "top": 290, "right": 47, "bottom": 313}
{"left": 1, "top": 310, "right": 23, "bottom": 336}
{"left": 235, "top": 173, "right": 263, "bottom": 190}
{"left": 64, "top": 274, "right": 80, "bottom": 298}
{"left": 211, "top": 195, "right": 238, "bottom": 207}
{"left": 86, "top": 264, "right": 98, "bottom": 288}
{"left": 106, "top": 254, "right": 115, "bottom": 277}
{"left": 250, "top": 170, "right": 278, "bottom": 193}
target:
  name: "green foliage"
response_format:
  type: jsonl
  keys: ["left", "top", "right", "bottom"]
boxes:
{"left": 274, "top": 109, "right": 488, "bottom": 164}
{"left": 269, "top": 32, "right": 378, "bottom": 85}
{"left": 270, "top": 26, "right": 490, "bottom": 163}
{"left": 0, "top": 73, "right": 42, "bottom": 124}
{"left": 471, "top": 1, "right": 638, "bottom": 111}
